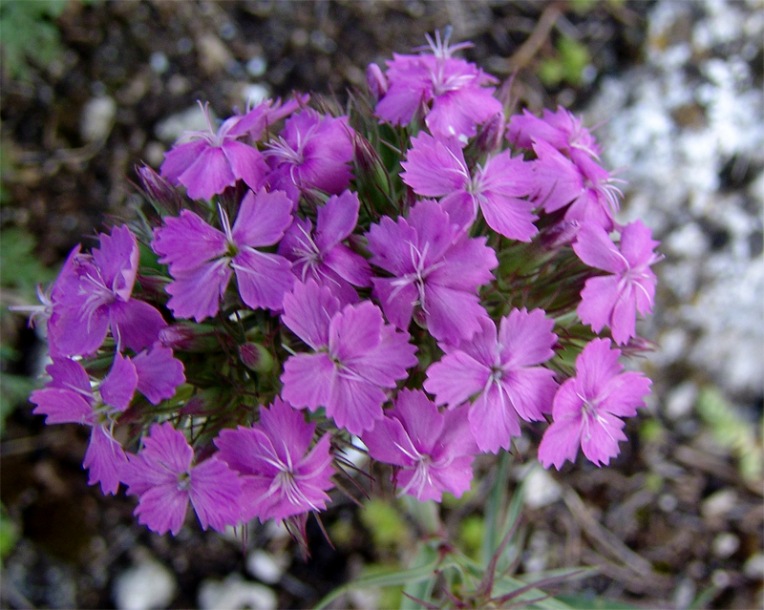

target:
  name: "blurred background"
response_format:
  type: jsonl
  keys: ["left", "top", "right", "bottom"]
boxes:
{"left": 1, "top": 1, "right": 762, "bottom": 608}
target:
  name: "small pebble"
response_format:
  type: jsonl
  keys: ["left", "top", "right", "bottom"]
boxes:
{"left": 113, "top": 553, "right": 176, "bottom": 610}
{"left": 198, "top": 574, "right": 276, "bottom": 610}
{"left": 80, "top": 96, "right": 116, "bottom": 142}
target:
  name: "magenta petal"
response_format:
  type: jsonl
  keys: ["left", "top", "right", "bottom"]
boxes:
{"left": 501, "top": 367, "right": 557, "bottom": 421}
{"left": 134, "top": 484, "right": 189, "bottom": 535}
{"left": 152, "top": 211, "right": 227, "bottom": 273}
{"left": 109, "top": 299, "right": 167, "bottom": 353}
{"left": 478, "top": 191, "right": 537, "bottom": 242}
{"left": 327, "top": 375, "right": 386, "bottom": 435}
{"left": 45, "top": 357, "right": 90, "bottom": 392}
{"left": 401, "top": 133, "right": 468, "bottom": 197}
{"left": 610, "top": 291, "right": 638, "bottom": 344}
{"left": 233, "top": 248, "right": 293, "bottom": 311}
{"left": 160, "top": 140, "right": 208, "bottom": 183}
{"left": 580, "top": 412, "right": 627, "bottom": 467}
{"left": 189, "top": 457, "right": 242, "bottom": 531}
{"left": 498, "top": 308, "right": 556, "bottom": 368}
{"left": 424, "top": 283, "right": 488, "bottom": 344}
{"left": 30, "top": 387, "right": 94, "bottom": 425}
{"left": 281, "top": 353, "right": 335, "bottom": 411}
{"left": 84, "top": 425, "right": 128, "bottom": 495}
{"left": 53, "top": 306, "right": 110, "bottom": 357}
{"left": 371, "top": 277, "right": 417, "bottom": 332}
{"left": 180, "top": 147, "right": 237, "bottom": 200}
{"left": 232, "top": 189, "right": 293, "bottom": 248}
{"left": 100, "top": 352, "right": 138, "bottom": 411}
{"left": 282, "top": 280, "right": 342, "bottom": 349}
{"left": 259, "top": 399, "right": 315, "bottom": 460}
{"left": 322, "top": 244, "right": 372, "bottom": 287}
{"left": 538, "top": 416, "right": 582, "bottom": 470}
{"left": 314, "top": 190, "right": 359, "bottom": 249}
{"left": 221, "top": 140, "right": 268, "bottom": 191}
{"left": 573, "top": 223, "right": 625, "bottom": 273}
{"left": 141, "top": 423, "right": 194, "bottom": 475}
{"left": 93, "top": 226, "right": 139, "bottom": 301}
{"left": 363, "top": 417, "right": 416, "bottom": 467}
{"left": 424, "top": 351, "right": 488, "bottom": 408}
{"left": 578, "top": 276, "right": 620, "bottom": 334}
{"left": 133, "top": 345, "right": 185, "bottom": 404}
{"left": 469, "top": 384, "right": 521, "bottom": 453}
{"left": 166, "top": 259, "right": 232, "bottom": 321}
{"left": 392, "top": 389, "right": 444, "bottom": 453}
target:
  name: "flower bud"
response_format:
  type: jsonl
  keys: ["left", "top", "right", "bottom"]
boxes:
{"left": 136, "top": 164, "right": 184, "bottom": 215}
{"left": 239, "top": 342, "right": 274, "bottom": 373}
{"left": 159, "top": 321, "right": 221, "bottom": 352}
{"left": 366, "top": 62, "right": 388, "bottom": 101}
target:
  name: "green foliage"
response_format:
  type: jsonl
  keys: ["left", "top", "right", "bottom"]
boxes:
{"left": 697, "top": 386, "right": 763, "bottom": 482}
{"left": 0, "top": 0, "right": 69, "bottom": 80}
{"left": 0, "top": 503, "right": 19, "bottom": 561}
{"left": 0, "top": 227, "right": 55, "bottom": 295}
{"left": 539, "top": 36, "right": 591, "bottom": 87}
{"left": 359, "top": 498, "right": 410, "bottom": 550}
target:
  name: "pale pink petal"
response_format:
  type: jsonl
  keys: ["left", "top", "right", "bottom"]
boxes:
{"left": 314, "top": 190, "right": 360, "bottom": 249}
{"left": 572, "top": 223, "right": 626, "bottom": 273}
{"left": 580, "top": 411, "right": 627, "bottom": 467}
{"left": 538, "top": 417, "right": 582, "bottom": 470}
{"left": 498, "top": 308, "right": 556, "bottom": 368}
{"left": 578, "top": 276, "right": 620, "bottom": 334}
{"left": 469, "top": 384, "right": 522, "bottom": 453}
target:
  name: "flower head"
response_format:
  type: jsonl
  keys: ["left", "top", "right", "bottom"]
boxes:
{"left": 265, "top": 108, "right": 355, "bottom": 202}
{"left": 362, "top": 389, "right": 476, "bottom": 502}
{"left": 48, "top": 225, "right": 167, "bottom": 356}
{"left": 280, "top": 280, "right": 417, "bottom": 435}
{"left": 122, "top": 422, "right": 242, "bottom": 535}
{"left": 366, "top": 199, "right": 497, "bottom": 344}
{"left": 574, "top": 220, "right": 660, "bottom": 344}
{"left": 160, "top": 98, "right": 302, "bottom": 201}
{"left": 375, "top": 31, "right": 502, "bottom": 140}
{"left": 151, "top": 188, "right": 294, "bottom": 321}
{"left": 215, "top": 398, "right": 335, "bottom": 522}
{"left": 425, "top": 309, "right": 558, "bottom": 453}
{"left": 401, "top": 132, "right": 538, "bottom": 239}
{"left": 538, "top": 338, "right": 651, "bottom": 469}
{"left": 278, "top": 190, "right": 371, "bottom": 301}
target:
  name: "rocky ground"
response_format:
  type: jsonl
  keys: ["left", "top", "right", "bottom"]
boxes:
{"left": 1, "top": 1, "right": 762, "bottom": 609}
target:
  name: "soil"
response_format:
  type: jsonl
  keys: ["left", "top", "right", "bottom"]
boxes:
{"left": 1, "top": 1, "right": 761, "bottom": 609}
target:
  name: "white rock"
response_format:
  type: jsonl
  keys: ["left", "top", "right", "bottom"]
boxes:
{"left": 113, "top": 553, "right": 176, "bottom": 610}
{"left": 198, "top": 574, "right": 277, "bottom": 610}
{"left": 81, "top": 95, "right": 116, "bottom": 142}
{"left": 518, "top": 464, "right": 562, "bottom": 509}
{"left": 155, "top": 105, "right": 211, "bottom": 143}
{"left": 246, "top": 549, "right": 286, "bottom": 584}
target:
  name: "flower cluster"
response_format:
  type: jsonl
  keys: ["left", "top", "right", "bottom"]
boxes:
{"left": 25, "top": 31, "right": 659, "bottom": 540}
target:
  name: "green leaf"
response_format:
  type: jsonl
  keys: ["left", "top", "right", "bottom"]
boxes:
{"left": 0, "top": 228, "right": 54, "bottom": 293}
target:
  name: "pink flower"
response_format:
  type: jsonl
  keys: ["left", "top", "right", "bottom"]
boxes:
{"left": 401, "top": 132, "right": 538, "bottom": 240}
{"left": 424, "top": 309, "right": 558, "bottom": 453}
{"left": 507, "top": 106, "right": 601, "bottom": 160}
{"left": 280, "top": 280, "right": 417, "bottom": 435}
{"left": 574, "top": 220, "right": 660, "bottom": 345}
{"left": 362, "top": 390, "right": 476, "bottom": 502}
{"left": 532, "top": 140, "right": 621, "bottom": 231}
{"left": 215, "top": 398, "right": 335, "bottom": 522}
{"left": 30, "top": 356, "right": 135, "bottom": 494}
{"left": 122, "top": 423, "right": 242, "bottom": 535}
{"left": 365, "top": 199, "right": 497, "bottom": 345}
{"left": 160, "top": 98, "right": 302, "bottom": 201}
{"left": 265, "top": 108, "right": 355, "bottom": 202}
{"left": 278, "top": 190, "right": 371, "bottom": 301}
{"left": 48, "top": 225, "right": 167, "bottom": 357}
{"left": 375, "top": 31, "right": 502, "bottom": 140}
{"left": 151, "top": 188, "right": 294, "bottom": 321}
{"left": 538, "top": 338, "right": 651, "bottom": 469}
